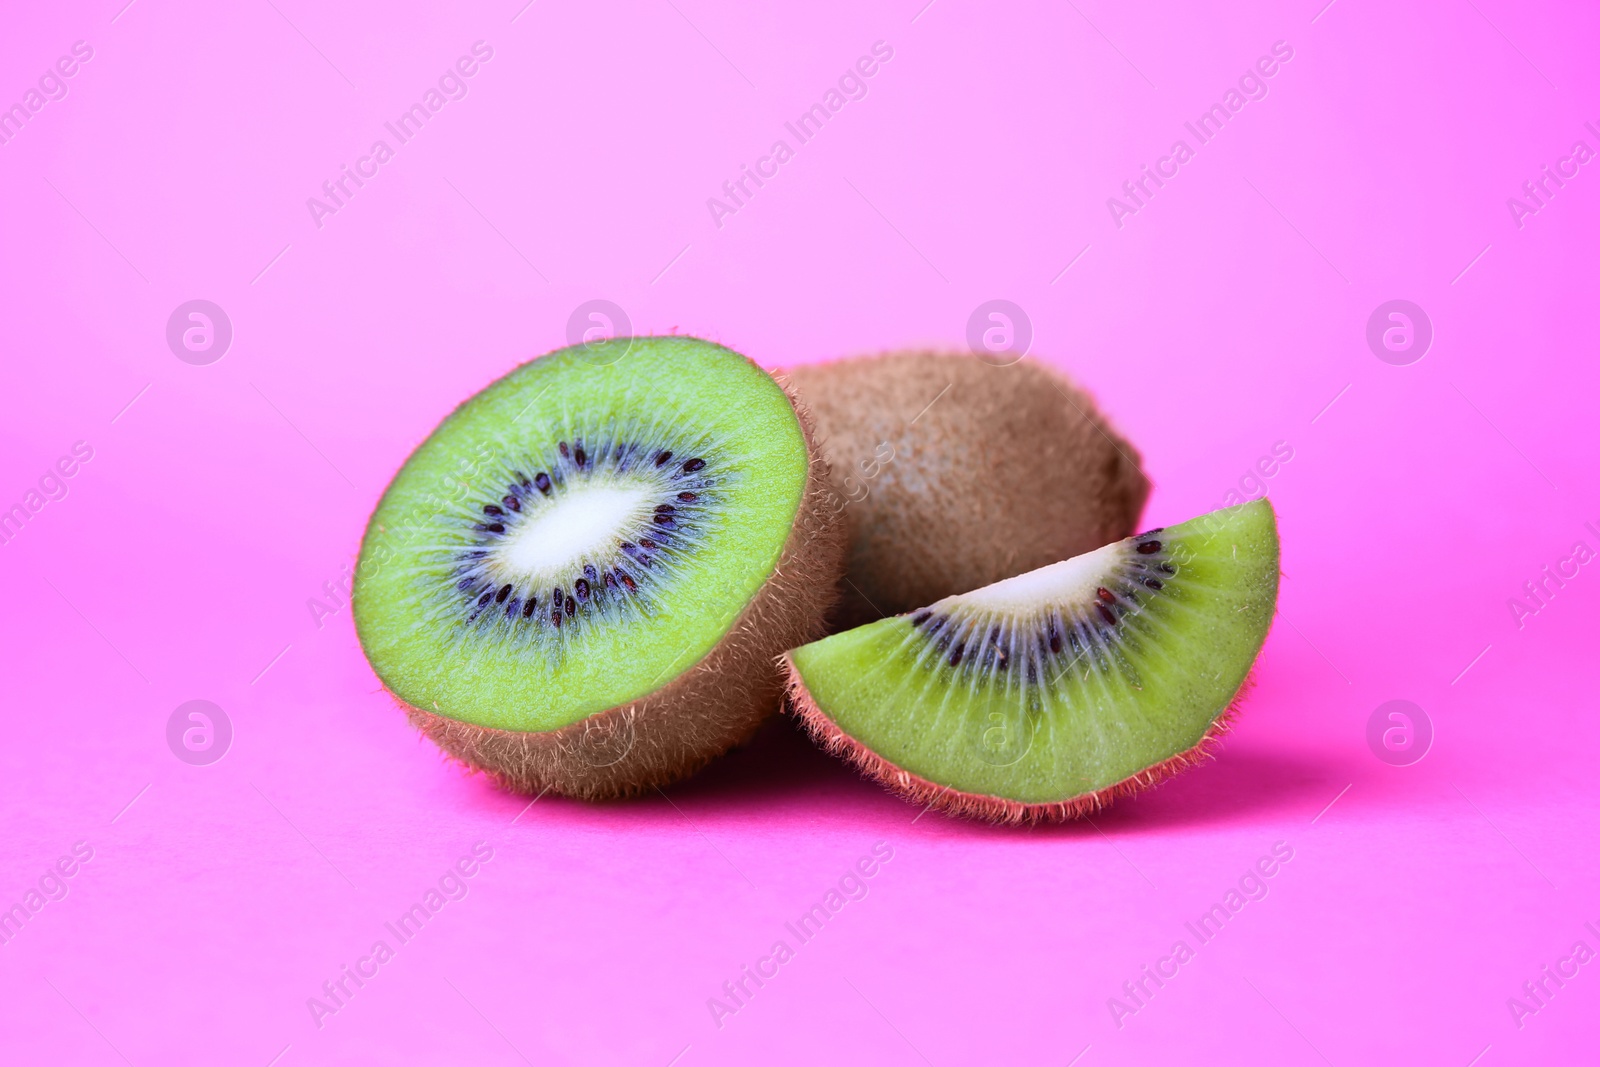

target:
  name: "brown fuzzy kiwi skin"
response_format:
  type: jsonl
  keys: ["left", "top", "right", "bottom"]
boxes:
{"left": 782, "top": 655, "right": 1253, "bottom": 826}
{"left": 400, "top": 377, "right": 847, "bottom": 801}
{"left": 785, "top": 352, "right": 1151, "bottom": 631}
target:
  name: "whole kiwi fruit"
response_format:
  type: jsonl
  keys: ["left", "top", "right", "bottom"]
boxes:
{"left": 785, "top": 351, "right": 1149, "bottom": 630}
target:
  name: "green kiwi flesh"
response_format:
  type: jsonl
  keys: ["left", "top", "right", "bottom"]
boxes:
{"left": 783, "top": 500, "right": 1279, "bottom": 823}
{"left": 354, "top": 337, "right": 844, "bottom": 798}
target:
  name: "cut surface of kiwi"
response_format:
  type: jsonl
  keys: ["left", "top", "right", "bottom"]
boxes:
{"left": 783, "top": 499, "right": 1279, "bottom": 823}
{"left": 354, "top": 337, "right": 844, "bottom": 798}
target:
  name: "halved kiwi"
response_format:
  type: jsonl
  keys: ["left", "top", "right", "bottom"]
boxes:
{"left": 353, "top": 337, "right": 845, "bottom": 799}
{"left": 785, "top": 352, "right": 1150, "bottom": 631}
{"left": 783, "top": 500, "right": 1279, "bottom": 823}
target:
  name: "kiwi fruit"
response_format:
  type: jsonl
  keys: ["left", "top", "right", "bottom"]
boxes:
{"left": 783, "top": 499, "right": 1280, "bottom": 824}
{"left": 352, "top": 337, "right": 846, "bottom": 799}
{"left": 785, "top": 352, "right": 1150, "bottom": 631}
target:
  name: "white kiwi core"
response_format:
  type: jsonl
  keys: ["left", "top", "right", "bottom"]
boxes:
{"left": 949, "top": 541, "right": 1125, "bottom": 614}
{"left": 498, "top": 480, "right": 656, "bottom": 579}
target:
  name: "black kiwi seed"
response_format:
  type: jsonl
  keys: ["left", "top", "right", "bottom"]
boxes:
{"left": 1137, "top": 541, "right": 1162, "bottom": 554}
{"left": 619, "top": 572, "right": 637, "bottom": 592}
{"left": 912, "top": 611, "right": 932, "bottom": 627}
{"left": 495, "top": 584, "right": 512, "bottom": 603}
{"left": 574, "top": 445, "right": 587, "bottom": 466}
{"left": 474, "top": 522, "right": 504, "bottom": 534}
{"left": 1157, "top": 563, "right": 1175, "bottom": 575}
{"left": 584, "top": 564, "right": 598, "bottom": 581}
{"left": 502, "top": 494, "right": 520, "bottom": 512}
{"left": 949, "top": 643, "right": 965, "bottom": 666}
{"left": 621, "top": 542, "right": 639, "bottom": 556}
{"left": 513, "top": 471, "right": 531, "bottom": 488}
{"left": 552, "top": 586, "right": 563, "bottom": 606}
{"left": 476, "top": 591, "right": 493, "bottom": 607}
{"left": 682, "top": 458, "right": 705, "bottom": 473}
{"left": 654, "top": 451, "right": 672, "bottom": 466}
{"left": 1144, "top": 578, "right": 1163, "bottom": 590}
{"left": 1097, "top": 603, "right": 1117, "bottom": 626}
{"left": 551, "top": 606, "right": 562, "bottom": 628}
{"left": 483, "top": 505, "right": 503, "bottom": 517}
{"left": 522, "top": 597, "right": 537, "bottom": 618}
{"left": 575, "top": 579, "right": 590, "bottom": 601}
{"left": 535, "top": 473, "right": 552, "bottom": 494}
{"left": 604, "top": 572, "right": 617, "bottom": 590}
{"left": 654, "top": 504, "right": 675, "bottom": 514}
{"left": 504, "top": 598, "right": 520, "bottom": 617}
{"left": 639, "top": 538, "right": 657, "bottom": 549}
{"left": 565, "top": 596, "right": 576, "bottom": 617}
{"left": 678, "top": 491, "right": 697, "bottom": 502}
{"left": 1049, "top": 630, "right": 1063, "bottom": 654}
{"left": 653, "top": 513, "right": 674, "bottom": 526}
{"left": 559, "top": 442, "right": 570, "bottom": 459}
{"left": 1096, "top": 587, "right": 1115, "bottom": 605}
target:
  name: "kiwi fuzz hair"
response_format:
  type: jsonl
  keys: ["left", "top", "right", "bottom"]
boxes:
{"left": 400, "top": 378, "right": 847, "bottom": 800}
{"left": 786, "top": 352, "right": 1151, "bottom": 631}
{"left": 783, "top": 658, "right": 1254, "bottom": 825}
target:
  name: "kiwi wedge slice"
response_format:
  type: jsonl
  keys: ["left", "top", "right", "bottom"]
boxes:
{"left": 783, "top": 499, "right": 1279, "bottom": 823}
{"left": 354, "top": 337, "right": 844, "bottom": 799}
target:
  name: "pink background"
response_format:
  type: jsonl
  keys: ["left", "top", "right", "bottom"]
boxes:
{"left": 2, "top": 0, "right": 1597, "bottom": 1063}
